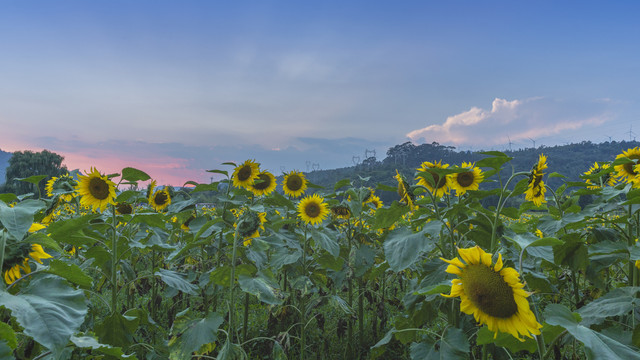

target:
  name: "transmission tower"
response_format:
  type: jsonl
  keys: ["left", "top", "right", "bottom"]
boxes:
{"left": 628, "top": 125, "right": 636, "bottom": 141}
{"left": 305, "top": 160, "right": 311, "bottom": 172}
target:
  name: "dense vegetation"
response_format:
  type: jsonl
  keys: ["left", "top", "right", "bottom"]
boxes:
{"left": 1, "top": 144, "right": 640, "bottom": 360}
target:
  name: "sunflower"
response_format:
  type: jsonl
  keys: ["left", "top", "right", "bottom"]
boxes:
{"left": 366, "top": 194, "right": 383, "bottom": 209}
{"left": 241, "top": 212, "right": 267, "bottom": 246}
{"left": 416, "top": 160, "right": 451, "bottom": 198}
{"left": 331, "top": 205, "right": 351, "bottom": 219}
{"left": 75, "top": 168, "right": 117, "bottom": 212}
{"left": 149, "top": 185, "right": 172, "bottom": 212}
{"left": 583, "top": 162, "right": 617, "bottom": 190}
{"left": 46, "top": 174, "right": 76, "bottom": 201}
{"left": 614, "top": 147, "right": 640, "bottom": 186}
{"left": 297, "top": 193, "right": 329, "bottom": 225}
{"left": 451, "top": 162, "right": 484, "bottom": 196}
{"left": 3, "top": 243, "right": 52, "bottom": 284}
{"left": 232, "top": 160, "right": 260, "bottom": 189}
{"left": 395, "top": 170, "right": 415, "bottom": 210}
{"left": 250, "top": 171, "right": 277, "bottom": 196}
{"left": 441, "top": 246, "right": 542, "bottom": 340}
{"left": 525, "top": 154, "right": 547, "bottom": 206}
{"left": 283, "top": 170, "right": 307, "bottom": 198}
{"left": 115, "top": 202, "right": 133, "bottom": 215}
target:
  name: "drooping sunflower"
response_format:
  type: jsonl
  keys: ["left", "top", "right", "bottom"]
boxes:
{"left": 250, "top": 171, "right": 277, "bottom": 196}
{"left": 3, "top": 243, "right": 52, "bottom": 284}
{"left": 331, "top": 204, "right": 352, "bottom": 219}
{"left": 525, "top": 154, "right": 547, "bottom": 206}
{"left": 451, "top": 162, "right": 484, "bottom": 196}
{"left": 394, "top": 170, "right": 415, "bottom": 210}
{"left": 441, "top": 246, "right": 542, "bottom": 340}
{"left": 283, "top": 170, "right": 308, "bottom": 198}
{"left": 115, "top": 202, "right": 134, "bottom": 215}
{"left": 46, "top": 174, "right": 76, "bottom": 201}
{"left": 232, "top": 159, "right": 260, "bottom": 189}
{"left": 583, "top": 162, "right": 617, "bottom": 190}
{"left": 75, "top": 168, "right": 117, "bottom": 212}
{"left": 416, "top": 160, "right": 451, "bottom": 198}
{"left": 240, "top": 212, "right": 267, "bottom": 246}
{"left": 149, "top": 185, "right": 172, "bottom": 212}
{"left": 297, "top": 193, "right": 329, "bottom": 225}
{"left": 614, "top": 147, "right": 640, "bottom": 187}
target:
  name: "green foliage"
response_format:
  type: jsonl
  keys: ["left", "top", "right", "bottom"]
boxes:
{"left": 2, "top": 149, "right": 67, "bottom": 195}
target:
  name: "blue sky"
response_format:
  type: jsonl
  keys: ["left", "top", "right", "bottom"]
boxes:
{"left": 1, "top": 1, "right": 638, "bottom": 185}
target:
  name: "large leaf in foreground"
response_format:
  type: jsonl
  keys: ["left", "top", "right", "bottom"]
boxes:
{"left": 168, "top": 311, "right": 224, "bottom": 360}
{"left": 384, "top": 224, "right": 439, "bottom": 272}
{"left": 545, "top": 304, "right": 640, "bottom": 360}
{"left": 0, "top": 275, "right": 87, "bottom": 353}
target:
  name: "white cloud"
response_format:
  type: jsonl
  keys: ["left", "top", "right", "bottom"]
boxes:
{"left": 406, "top": 97, "right": 611, "bottom": 146}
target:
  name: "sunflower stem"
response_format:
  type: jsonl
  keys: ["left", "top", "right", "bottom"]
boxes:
{"left": 0, "top": 230, "right": 6, "bottom": 290}
{"left": 628, "top": 204, "right": 635, "bottom": 287}
{"left": 110, "top": 204, "right": 118, "bottom": 314}
{"left": 229, "top": 226, "right": 240, "bottom": 343}
{"left": 300, "top": 226, "right": 308, "bottom": 360}
{"left": 490, "top": 171, "right": 529, "bottom": 253}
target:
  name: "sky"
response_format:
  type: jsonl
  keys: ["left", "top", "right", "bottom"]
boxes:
{"left": 1, "top": 1, "right": 639, "bottom": 185}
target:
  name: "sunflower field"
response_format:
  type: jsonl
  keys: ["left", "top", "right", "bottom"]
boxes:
{"left": 1, "top": 149, "right": 640, "bottom": 360}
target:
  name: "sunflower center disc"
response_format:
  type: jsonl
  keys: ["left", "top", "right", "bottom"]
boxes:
{"left": 155, "top": 192, "right": 168, "bottom": 206}
{"left": 624, "top": 162, "right": 637, "bottom": 176}
{"left": 238, "top": 166, "right": 252, "bottom": 181}
{"left": 461, "top": 264, "right": 518, "bottom": 319}
{"left": 305, "top": 203, "right": 321, "bottom": 218}
{"left": 426, "top": 171, "right": 447, "bottom": 189}
{"left": 287, "top": 176, "right": 302, "bottom": 191}
{"left": 457, "top": 172, "right": 475, "bottom": 187}
{"left": 89, "top": 178, "right": 110, "bottom": 200}
{"left": 253, "top": 174, "right": 271, "bottom": 190}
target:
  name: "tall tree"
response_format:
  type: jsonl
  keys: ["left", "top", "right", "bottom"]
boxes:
{"left": 3, "top": 150, "right": 68, "bottom": 195}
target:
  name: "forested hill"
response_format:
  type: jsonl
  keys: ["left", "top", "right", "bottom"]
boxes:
{"left": 0, "top": 149, "right": 11, "bottom": 184}
{"left": 303, "top": 140, "right": 640, "bottom": 203}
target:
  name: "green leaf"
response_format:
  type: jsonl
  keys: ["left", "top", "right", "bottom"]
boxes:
{"left": 121, "top": 167, "right": 150, "bottom": 182}
{"left": 553, "top": 234, "right": 588, "bottom": 271}
{"left": 577, "top": 287, "right": 640, "bottom": 327}
{"left": 191, "top": 183, "right": 218, "bottom": 193}
{"left": 440, "top": 328, "right": 470, "bottom": 359}
{"left": 71, "top": 335, "right": 137, "bottom": 359}
{"left": 168, "top": 311, "right": 224, "bottom": 360}
{"left": 271, "top": 341, "right": 287, "bottom": 360}
{"left": 328, "top": 295, "right": 355, "bottom": 315}
{"left": 95, "top": 312, "right": 137, "bottom": 348}
{"left": 0, "top": 193, "right": 17, "bottom": 204}
{"left": 309, "top": 227, "right": 339, "bottom": 258}
{"left": 371, "top": 201, "right": 409, "bottom": 230}
{"left": 238, "top": 272, "right": 283, "bottom": 305}
{"left": 334, "top": 178, "right": 352, "bottom": 191}
{"left": 0, "top": 275, "right": 87, "bottom": 353}
{"left": 131, "top": 213, "right": 166, "bottom": 229}
{"left": 206, "top": 169, "right": 229, "bottom": 177}
{"left": 209, "top": 266, "right": 231, "bottom": 287}
{"left": 46, "top": 259, "right": 93, "bottom": 288}
{"left": 476, "top": 326, "right": 537, "bottom": 353}
{"left": 116, "top": 190, "right": 139, "bottom": 203}
{"left": 476, "top": 152, "right": 513, "bottom": 169}
{"left": 0, "top": 200, "right": 44, "bottom": 240}
{"left": 16, "top": 175, "right": 48, "bottom": 185}
{"left": 0, "top": 322, "right": 17, "bottom": 350}
{"left": 384, "top": 226, "right": 438, "bottom": 272}
{"left": 156, "top": 269, "right": 199, "bottom": 295}
{"left": 0, "top": 342, "right": 13, "bottom": 360}
{"left": 545, "top": 304, "right": 640, "bottom": 360}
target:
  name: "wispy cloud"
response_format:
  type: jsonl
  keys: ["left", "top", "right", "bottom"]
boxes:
{"left": 406, "top": 97, "right": 612, "bottom": 146}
